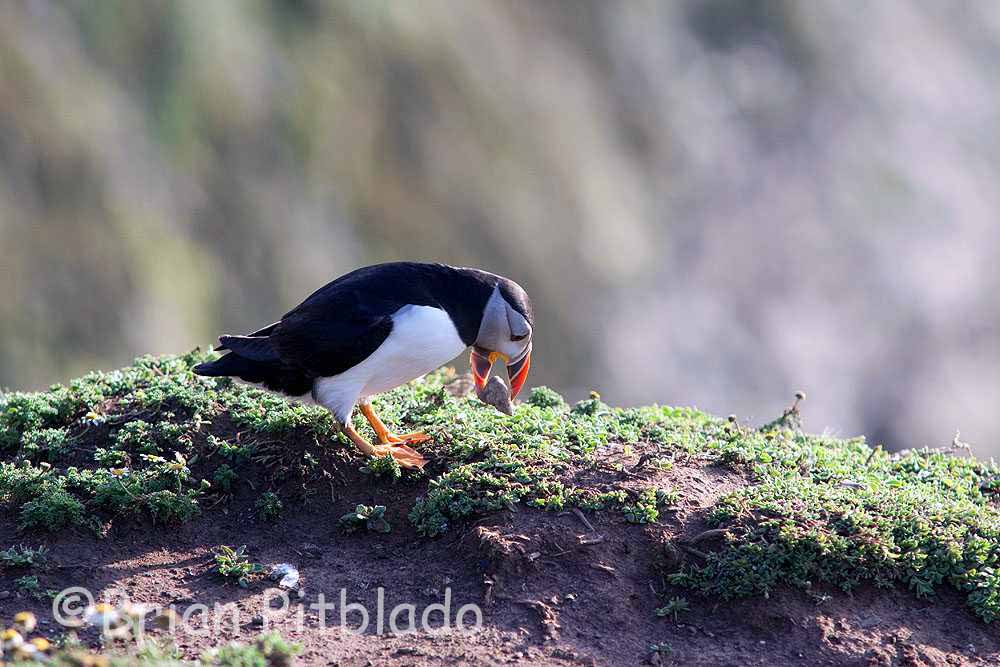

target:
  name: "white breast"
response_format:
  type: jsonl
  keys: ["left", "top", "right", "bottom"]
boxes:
{"left": 311, "top": 304, "right": 467, "bottom": 421}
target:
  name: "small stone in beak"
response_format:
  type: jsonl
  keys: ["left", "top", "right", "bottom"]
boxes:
{"left": 479, "top": 376, "right": 513, "bottom": 415}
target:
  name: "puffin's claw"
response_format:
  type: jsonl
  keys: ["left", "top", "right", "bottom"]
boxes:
{"left": 380, "top": 431, "right": 432, "bottom": 445}
{"left": 371, "top": 443, "right": 428, "bottom": 470}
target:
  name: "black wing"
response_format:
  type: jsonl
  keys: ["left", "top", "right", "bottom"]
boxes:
{"left": 215, "top": 321, "right": 280, "bottom": 352}
{"left": 263, "top": 264, "right": 439, "bottom": 376}
{"left": 268, "top": 301, "right": 394, "bottom": 378}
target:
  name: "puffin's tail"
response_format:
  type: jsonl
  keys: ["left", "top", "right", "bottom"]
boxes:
{"left": 193, "top": 336, "right": 313, "bottom": 397}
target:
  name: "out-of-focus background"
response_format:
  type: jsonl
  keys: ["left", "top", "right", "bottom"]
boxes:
{"left": 2, "top": 1, "right": 998, "bottom": 453}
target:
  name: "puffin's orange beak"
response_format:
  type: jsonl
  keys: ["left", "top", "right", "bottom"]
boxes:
{"left": 471, "top": 348, "right": 499, "bottom": 398}
{"left": 506, "top": 349, "right": 531, "bottom": 400}
{"left": 471, "top": 346, "right": 531, "bottom": 402}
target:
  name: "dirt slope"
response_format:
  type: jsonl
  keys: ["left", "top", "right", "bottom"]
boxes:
{"left": 2, "top": 451, "right": 998, "bottom": 665}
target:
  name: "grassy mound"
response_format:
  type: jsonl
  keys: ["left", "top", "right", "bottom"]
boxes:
{"left": 3, "top": 352, "right": 1000, "bottom": 624}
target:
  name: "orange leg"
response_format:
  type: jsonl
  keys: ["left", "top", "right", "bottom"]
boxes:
{"left": 359, "top": 403, "right": 432, "bottom": 445}
{"left": 342, "top": 420, "right": 427, "bottom": 470}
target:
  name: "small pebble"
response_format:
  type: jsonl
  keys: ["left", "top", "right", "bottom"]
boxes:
{"left": 480, "top": 376, "right": 513, "bottom": 415}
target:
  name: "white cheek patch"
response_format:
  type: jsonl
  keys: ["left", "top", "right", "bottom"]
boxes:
{"left": 476, "top": 286, "right": 511, "bottom": 349}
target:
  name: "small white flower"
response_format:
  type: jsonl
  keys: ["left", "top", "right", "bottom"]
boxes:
{"left": 13, "top": 611, "right": 36, "bottom": 633}
{"left": 1, "top": 627, "right": 24, "bottom": 650}
{"left": 86, "top": 605, "right": 132, "bottom": 640}
{"left": 84, "top": 603, "right": 120, "bottom": 627}
{"left": 30, "top": 636, "right": 51, "bottom": 652}
{"left": 167, "top": 452, "right": 188, "bottom": 472}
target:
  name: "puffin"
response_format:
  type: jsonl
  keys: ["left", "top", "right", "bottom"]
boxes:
{"left": 193, "top": 262, "right": 533, "bottom": 469}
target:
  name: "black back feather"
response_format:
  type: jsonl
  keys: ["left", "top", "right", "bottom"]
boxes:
{"left": 217, "top": 335, "right": 278, "bottom": 361}
{"left": 192, "top": 353, "right": 314, "bottom": 396}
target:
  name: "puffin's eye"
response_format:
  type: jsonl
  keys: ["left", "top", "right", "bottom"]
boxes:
{"left": 511, "top": 333, "right": 528, "bottom": 342}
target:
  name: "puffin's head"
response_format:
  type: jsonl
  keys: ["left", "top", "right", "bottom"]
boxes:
{"left": 470, "top": 279, "right": 533, "bottom": 403}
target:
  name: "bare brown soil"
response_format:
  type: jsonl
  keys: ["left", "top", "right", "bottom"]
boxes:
{"left": 2, "top": 444, "right": 999, "bottom": 666}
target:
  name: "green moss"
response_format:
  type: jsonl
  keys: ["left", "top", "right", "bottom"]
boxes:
{"left": 20, "top": 427, "right": 71, "bottom": 461}
{"left": 114, "top": 420, "right": 159, "bottom": 454}
{"left": 145, "top": 489, "right": 201, "bottom": 523}
{"left": 222, "top": 389, "right": 335, "bottom": 438}
{"left": 664, "top": 423, "right": 1000, "bottom": 623}
{"left": 622, "top": 487, "right": 667, "bottom": 524}
{"left": 0, "top": 351, "right": 333, "bottom": 531}
{"left": 210, "top": 434, "right": 255, "bottom": 462}
{"left": 383, "top": 380, "right": 698, "bottom": 536}
{"left": 18, "top": 483, "right": 86, "bottom": 531}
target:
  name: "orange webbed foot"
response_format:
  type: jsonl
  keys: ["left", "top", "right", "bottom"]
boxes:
{"left": 370, "top": 443, "right": 428, "bottom": 469}
{"left": 381, "top": 431, "right": 432, "bottom": 445}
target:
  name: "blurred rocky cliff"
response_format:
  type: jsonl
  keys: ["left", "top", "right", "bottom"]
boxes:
{"left": 2, "top": 0, "right": 999, "bottom": 452}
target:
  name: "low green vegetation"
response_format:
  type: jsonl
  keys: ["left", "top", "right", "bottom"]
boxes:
{"left": 2, "top": 351, "right": 1000, "bottom": 622}
{"left": 213, "top": 545, "right": 264, "bottom": 588}
{"left": 0, "top": 544, "right": 48, "bottom": 569}
{"left": 654, "top": 596, "right": 690, "bottom": 621}
{"left": 13, "top": 575, "right": 41, "bottom": 597}
{"left": 0, "top": 351, "right": 682, "bottom": 539}
{"left": 667, "top": 424, "right": 1000, "bottom": 622}
{"left": 0, "top": 352, "right": 337, "bottom": 534}
{"left": 360, "top": 454, "right": 403, "bottom": 481}
{"left": 392, "top": 385, "right": 688, "bottom": 536}
{"left": 255, "top": 491, "right": 283, "bottom": 521}
{"left": 207, "top": 633, "right": 300, "bottom": 667}
{"left": 338, "top": 504, "right": 391, "bottom": 534}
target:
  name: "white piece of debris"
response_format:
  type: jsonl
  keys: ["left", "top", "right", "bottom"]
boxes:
{"left": 269, "top": 563, "right": 300, "bottom": 589}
